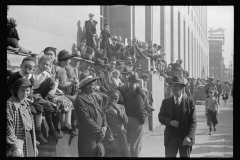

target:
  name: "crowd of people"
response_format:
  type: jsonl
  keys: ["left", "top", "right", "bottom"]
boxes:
{"left": 7, "top": 9, "right": 233, "bottom": 158}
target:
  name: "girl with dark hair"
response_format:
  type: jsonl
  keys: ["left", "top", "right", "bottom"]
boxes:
{"left": 7, "top": 78, "right": 38, "bottom": 157}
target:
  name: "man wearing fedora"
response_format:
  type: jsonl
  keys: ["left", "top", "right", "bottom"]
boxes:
{"left": 158, "top": 75, "right": 197, "bottom": 157}
{"left": 107, "top": 36, "right": 122, "bottom": 61}
{"left": 85, "top": 13, "right": 97, "bottom": 48}
{"left": 117, "top": 72, "right": 147, "bottom": 157}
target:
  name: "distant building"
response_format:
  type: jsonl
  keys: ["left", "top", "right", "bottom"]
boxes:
{"left": 208, "top": 27, "right": 225, "bottom": 80}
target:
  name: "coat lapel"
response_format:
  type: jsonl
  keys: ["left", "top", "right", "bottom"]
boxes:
{"left": 169, "top": 96, "right": 175, "bottom": 119}
{"left": 181, "top": 95, "right": 187, "bottom": 121}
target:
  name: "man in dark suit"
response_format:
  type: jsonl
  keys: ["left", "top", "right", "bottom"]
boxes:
{"left": 85, "top": 13, "right": 97, "bottom": 48}
{"left": 158, "top": 75, "right": 197, "bottom": 157}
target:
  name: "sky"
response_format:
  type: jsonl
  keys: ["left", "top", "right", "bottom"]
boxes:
{"left": 207, "top": 6, "right": 234, "bottom": 67}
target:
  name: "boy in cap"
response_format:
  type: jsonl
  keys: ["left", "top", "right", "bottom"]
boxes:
{"left": 125, "top": 38, "right": 137, "bottom": 64}
{"left": 78, "top": 38, "right": 88, "bottom": 56}
{"left": 205, "top": 89, "right": 219, "bottom": 135}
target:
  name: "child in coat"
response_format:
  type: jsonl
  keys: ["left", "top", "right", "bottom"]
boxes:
{"left": 205, "top": 89, "right": 219, "bottom": 135}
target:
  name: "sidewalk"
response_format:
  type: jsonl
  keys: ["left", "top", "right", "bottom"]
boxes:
{"left": 140, "top": 97, "right": 233, "bottom": 157}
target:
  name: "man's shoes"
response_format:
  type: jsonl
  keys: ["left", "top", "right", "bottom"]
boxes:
{"left": 36, "top": 133, "right": 48, "bottom": 144}
{"left": 214, "top": 127, "right": 216, "bottom": 131}
{"left": 49, "top": 130, "right": 63, "bottom": 139}
{"left": 209, "top": 131, "right": 213, "bottom": 135}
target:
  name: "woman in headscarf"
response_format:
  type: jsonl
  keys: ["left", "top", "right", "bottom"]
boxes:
{"left": 74, "top": 73, "right": 112, "bottom": 157}
{"left": 7, "top": 78, "right": 38, "bottom": 157}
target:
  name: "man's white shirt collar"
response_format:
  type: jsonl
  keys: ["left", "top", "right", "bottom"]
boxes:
{"left": 174, "top": 94, "right": 183, "bottom": 104}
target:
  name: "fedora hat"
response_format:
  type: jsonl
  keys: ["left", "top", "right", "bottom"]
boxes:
{"left": 116, "top": 60, "right": 125, "bottom": 68}
{"left": 57, "top": 50, "right": 74, "bottom": 60}
{"left": 94, "top": 58, "right": 106, "bottom": 66}
{"left": 169, "top": 75, "right": 185, "bottom": 86}
{"left": 89, "top": 13, "right": 94, "bottom": 17}
{"left": 72, "top": 52, "right": 82, "bottom": 60}
{"left": 81, "top": 54, "right": 94, "bottom": 63}
{"left": 78, "top": 73, "right": 100, "bottom": 89}
{"left": 128, "top": 73, "right": 140, "bottom": 82}
{"left": 13, "top": 78, "right": 33, "bottom": 88}
{"left": 121, "top": 66, "right": 132, "bottom": 74}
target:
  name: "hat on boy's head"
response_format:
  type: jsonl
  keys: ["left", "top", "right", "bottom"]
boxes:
{"left": 22, "top": 56, "right": 36, "bottom": 64}
{"left": 80, "top": 38, "right": 86, "bottom": 42}
{"left": 57, "top": 50, "right": 74, "bottom": 60}
{"left": 43, "top": 47, "right": 56, "bottom": 54}
{"left": 13, "top": 78, "right": 32, "bottom": 88}
{"left": 89, "top": 13, "right": 94, "bottom": 17}
{"left": 169, "top": 75, "right": 186, "bottom": 86}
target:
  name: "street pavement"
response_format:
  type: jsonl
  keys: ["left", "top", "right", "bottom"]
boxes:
{"left": 140, "top": 97, "right": 233, "bottom": 157}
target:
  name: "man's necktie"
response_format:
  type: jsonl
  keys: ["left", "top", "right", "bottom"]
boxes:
{"left": 176, "top": 97, "right": 180, "bottom": 106}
